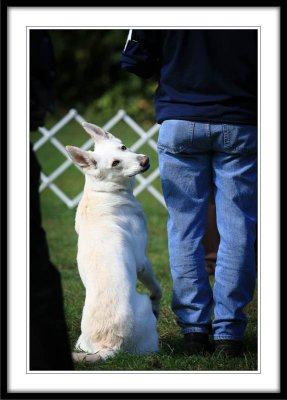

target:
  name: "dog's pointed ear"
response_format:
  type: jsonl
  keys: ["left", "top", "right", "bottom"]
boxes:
{"left": 66, "top": 145, "right": 95, "bottom": 169}
{"left": 82, "top": 122, "right": 115, "bottom": 141}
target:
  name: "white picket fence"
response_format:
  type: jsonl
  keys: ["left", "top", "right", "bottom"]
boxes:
{"left": 33, "top": 109, "right": 166, "bottom": 209}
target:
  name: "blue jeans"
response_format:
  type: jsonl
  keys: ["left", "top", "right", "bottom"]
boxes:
{"left": 157, "top": 120, "right": 257, "bottom": 341}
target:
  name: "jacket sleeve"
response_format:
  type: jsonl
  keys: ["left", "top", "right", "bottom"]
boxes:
{"left": 120, "top": 30, "right": 160, "bottom": 79}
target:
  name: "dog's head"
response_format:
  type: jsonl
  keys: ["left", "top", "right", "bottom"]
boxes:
{"left": 66, "top": 122, "right": 150, "bottom": 188}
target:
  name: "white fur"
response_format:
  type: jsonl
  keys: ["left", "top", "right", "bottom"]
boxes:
{"left": 66, "top": 122, "right": 162, "bottom": 363}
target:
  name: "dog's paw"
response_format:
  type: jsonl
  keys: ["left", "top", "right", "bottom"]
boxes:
{"left": 72, "top": 351, "right": 103, "bottom": 363}
{"left": 72, "top": 348, "right": 117, "bottom": 364}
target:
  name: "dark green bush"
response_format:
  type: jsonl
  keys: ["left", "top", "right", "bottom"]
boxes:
{"left": 49, "top": 29, "right": 156, "bottom": 126}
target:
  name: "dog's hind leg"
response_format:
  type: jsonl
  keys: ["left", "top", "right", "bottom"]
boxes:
{"left": 133, "top": 293, "right": 159, "bottom": 354}
{"left": 137, "top": 259, "right": 162, "bottom": 319}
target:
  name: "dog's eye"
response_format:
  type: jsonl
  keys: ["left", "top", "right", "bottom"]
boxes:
{"left": 112, "top": 160, "right": 120, "bottom": 167}
{"left": 92, "top": 160, "right": 97, "bottom": 167}
{"left": 121, "top": 145, "right": 127, "bottom": 151}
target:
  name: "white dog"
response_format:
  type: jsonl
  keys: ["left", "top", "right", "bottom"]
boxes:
{"left": 66, "top": 122, "right": 162, "bottom": 363}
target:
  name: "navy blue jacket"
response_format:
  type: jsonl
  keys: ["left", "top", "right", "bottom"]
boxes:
{"left": 120, "top": 30, "right": 257, "bottom": 125}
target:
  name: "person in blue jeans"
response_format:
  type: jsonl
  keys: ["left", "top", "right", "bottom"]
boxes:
{"left": 120, "top": 30, "right": 257, "bottom": 357}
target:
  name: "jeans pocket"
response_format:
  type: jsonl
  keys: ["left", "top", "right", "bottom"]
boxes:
{"left": 157, "top": 120, "right": 195, "bottom": 154}
{"left": 222, "top": 124, "right": 257, "bottom": 154}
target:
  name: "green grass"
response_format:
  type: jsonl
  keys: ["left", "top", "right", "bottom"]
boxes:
{"left": 33, "top": 115, "right": 258, "bottom": 372}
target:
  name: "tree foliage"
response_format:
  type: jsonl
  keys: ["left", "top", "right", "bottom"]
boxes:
{"left": 49, "top": 30, "right": 156, "bottom": 126}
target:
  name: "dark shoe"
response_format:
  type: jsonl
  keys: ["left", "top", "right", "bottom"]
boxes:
{"left": 184, "top": 333, "right": 210, "bottom": 355}
{"left": 213, "top": 340, "right": 243, "bottom": 357}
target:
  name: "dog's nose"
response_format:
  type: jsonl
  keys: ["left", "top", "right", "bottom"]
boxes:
{"left": 139, "top": 155, "right": 150, "bottom": 167}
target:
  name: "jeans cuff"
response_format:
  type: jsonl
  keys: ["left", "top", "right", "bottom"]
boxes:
{"left": 182, "top": 327, "right": 210, "bottom": 335}
{"left": 213, "top": 334, "right": 243, "bottom": 341}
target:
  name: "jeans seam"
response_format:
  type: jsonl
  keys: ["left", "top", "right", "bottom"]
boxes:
{"left": 188, "top": 121, "right": 194, "bottom": 147}
{"left": 223, "top": 124, "right": 231, "bottom": 148}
